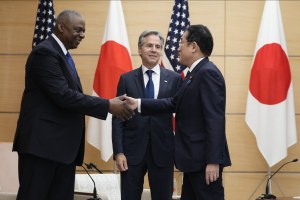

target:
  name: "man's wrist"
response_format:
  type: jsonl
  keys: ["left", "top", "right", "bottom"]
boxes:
{"left": 113, "top": 153, "right": 124, "bottom": 160}
{"left": 138, "top": 99, "right": 141, "bottom": 113}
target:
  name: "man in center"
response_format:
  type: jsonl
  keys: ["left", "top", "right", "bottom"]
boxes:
{"left": 112, "top": 30, "right": 182, "bottom": 200}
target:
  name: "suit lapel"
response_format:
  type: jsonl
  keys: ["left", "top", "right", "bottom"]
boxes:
{"left": 175, "top": 57, "right": 209, "bottom": 112}
{"left": 157, "top": 67, "right": 169, "bottom": 99}
{"left": 189, "top": 57, "right": 209, "bottom": 76}
{"left": 175, "top": 76, "right": 191, "bottom": 112}
{"left": 75, "top": 75, "right": 83, "bottom": 92}
{"left": 63, "top": 55, "right": 83, "bottom": 92}
{"left": 134, "top": 67, "right": 147, "bottom": 98}
{"left": 50, "top": 37, "right": 83, "bottom": 92}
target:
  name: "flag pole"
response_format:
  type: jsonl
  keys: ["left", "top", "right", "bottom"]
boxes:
{"left": 267, "top": 167, "right": 272, "bottom": 194}
{"left": 248, "top": 167, "right": 273, "bottom": 200}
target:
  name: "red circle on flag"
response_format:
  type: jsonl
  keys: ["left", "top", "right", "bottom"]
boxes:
{"left": 249, "top": 43, "right": 291, "bottom": 105}
{"left": 93, "top": 41, "right": 132, "bottom": 98}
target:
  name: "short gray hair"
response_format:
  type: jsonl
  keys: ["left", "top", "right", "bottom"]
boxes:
{"left": 56, "top": 10, "right": 83, "bottom": 24}
{"left": 138, "top": 30, "right": 164, "bottom": 48}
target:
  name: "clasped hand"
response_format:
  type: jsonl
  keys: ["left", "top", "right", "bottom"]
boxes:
{"left": 109, "top": 95, "right": 134, "bottom": 121}
{"left": 109, "top": 95, "right": 138, "bottom": 120}
{"left": 123, "top": 96, "right": 138, "bottom": 110}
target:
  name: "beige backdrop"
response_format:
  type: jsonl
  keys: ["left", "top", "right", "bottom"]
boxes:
{"left": 1, "top": 1, "right": 300, "bottom": 199}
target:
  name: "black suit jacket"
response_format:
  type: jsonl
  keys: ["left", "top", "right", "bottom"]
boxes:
{"left": 142, "top": 58, "right": 231, "bottom": 172}
{"left": 13, "top": 36, "right": 109, "bottom": 165}
{"left": 112, "top": 66, "right": 182, "bottom": 167}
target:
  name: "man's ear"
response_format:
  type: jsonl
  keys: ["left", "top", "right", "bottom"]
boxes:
{"left": 57, "top": 23, "right": 64, "bottom": 33}
{"left": 191, "top": 41, "right": 199, "bottom": 53}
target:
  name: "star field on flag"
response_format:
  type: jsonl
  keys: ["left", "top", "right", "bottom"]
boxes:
{"left": 32, "top": 0, "right": 55, "bottom": 48}
{"left": 164, "top": 0, "right": 190, "bottom": 73}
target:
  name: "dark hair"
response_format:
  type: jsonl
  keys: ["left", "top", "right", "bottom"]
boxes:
{"left": 186, "top": 24, "right": 213, "bottom": 56}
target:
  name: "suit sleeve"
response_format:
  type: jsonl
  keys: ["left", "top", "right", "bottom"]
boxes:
{"left": 112, "top": 75, "right": 126, "bottom": 155}
{"left": 141, "top": 73, "right": 181, "bottom": 115}
{"left": 27, "top": 47, "right": 109, "bottom": 119}
{"left": 199, "top": 68, "right": 226, "bottom": 164}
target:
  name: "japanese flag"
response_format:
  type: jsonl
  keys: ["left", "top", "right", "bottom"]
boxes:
{"left": 87, "top": 0, "right": 132, "bottom": 162}
{"left": 245, "top": 0, "right": 297, "bottom": 167}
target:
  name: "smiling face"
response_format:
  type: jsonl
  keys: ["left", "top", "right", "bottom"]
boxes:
{"left": 56, "top": 11, "right": 85, "bottom": 50}
{"left": 138, "top": 34, "right": 163, "bottom": 69}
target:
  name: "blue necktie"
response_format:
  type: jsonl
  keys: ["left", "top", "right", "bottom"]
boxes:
{"left": 145, "top": 70, "right": 154, "bottom": 99}
{"left": 66, "top": 52, "right": 78, "bottom": 75}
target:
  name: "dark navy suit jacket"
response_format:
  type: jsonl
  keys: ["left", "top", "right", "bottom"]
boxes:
{"left": 142, "top": 57, "right": 231, "bottom": 172}
{"left": 112, "top": 66, "right": 182, "bottom": 167}
{"left": 13, "top": 36, "right": 110, "bottom": 165}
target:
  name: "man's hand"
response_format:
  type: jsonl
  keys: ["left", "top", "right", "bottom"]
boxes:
{"left": 115, "top": 154, "right": 128, "bottom": 172}
{"left": 205, "top": 164, "right": 220, "bottom": 185}
{"left": 109, "top": 95, "right": 134, "bottom": 121}
{"left": 124, "top": 96, "right": 138, "bottom": 110}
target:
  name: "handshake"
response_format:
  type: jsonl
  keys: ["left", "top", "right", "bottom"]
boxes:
{"left": 108, "top": 95, "right": 138, "bottom": 121}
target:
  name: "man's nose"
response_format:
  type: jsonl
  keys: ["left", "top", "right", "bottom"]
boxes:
{"left": 80, "top": 31, "right": 85, "bottom": 39}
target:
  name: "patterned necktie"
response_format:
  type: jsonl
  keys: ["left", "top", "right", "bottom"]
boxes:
{"left": 66, "top": 52, "right": 78, "bottom": 75}
{"left": 185, "top": 71, "right": 191, "bottom": 79}
{"left": 145, "top": 70, "right": 154, "bottom": 99}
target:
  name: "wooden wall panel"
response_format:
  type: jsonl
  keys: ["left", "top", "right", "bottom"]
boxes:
{"left": 72, "top": 55, "right": 98, "bottom": 93}
{"left": 226, "top": 115, "right": 268, "bottom": 171}
{"left": 225, "top": 57, "right": 252, "bottom": 114}
{"left": 290, "top": 57, "right": 300, "bottom": 113}
{"left": 131, "top": 55, "right": 143, "bottom": 69}
{"left": 0, "top": 2, "right": 36, "bottom": 54}
{"left": 0, "top": 114, "right": 19, "bottom": 142}
{"left": 224, "top": 173, "right": 300, "bottom": 200}
{"left": 54, "top": 1, "right": 109, "bottom": 54}
{"left": 123, "top": 1, "right": 173, "bottom": 55}
{"left": 226, "top": 1, "right": 264, "bottom": 56}
{"left": 185, "top": 1, "right": 225, "bottom": 56}
{"left": 0, "top": 55, "right": 26, "bottom": 112}
{"left": 284, "top": 116, "right": 300, "bottom": 165}
{"left": 272, "top": 173, "right": 300, "bottom": 197}
{"left": 226, "top": 115, "right": 300, "bottom": 172}
{"left": 281, "top": 1, "right": 300, "bottom": 55}
{"left": 213, "top": 56, "right": 225, "bottom": 77}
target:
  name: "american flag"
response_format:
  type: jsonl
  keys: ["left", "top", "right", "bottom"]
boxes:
{"left": 162, "top": 0, "right": 190, "bottom": 74}
{"left": 32, "top": 0, "right": 55, "bottom": 48}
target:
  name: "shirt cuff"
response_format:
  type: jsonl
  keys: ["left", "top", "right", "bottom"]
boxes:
{"left": 138, "top": 99, "right": 141, "bottom": 113}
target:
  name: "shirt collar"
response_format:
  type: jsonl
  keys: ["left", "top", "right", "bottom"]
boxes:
{"left": 52, "top": 33, "right": 68, "bottom": 55}
{"left": 142, "top": 64, "right": 160, "bottom": 75}
{"left": 188, "top": 57, "right": 205, "bottom": 73}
